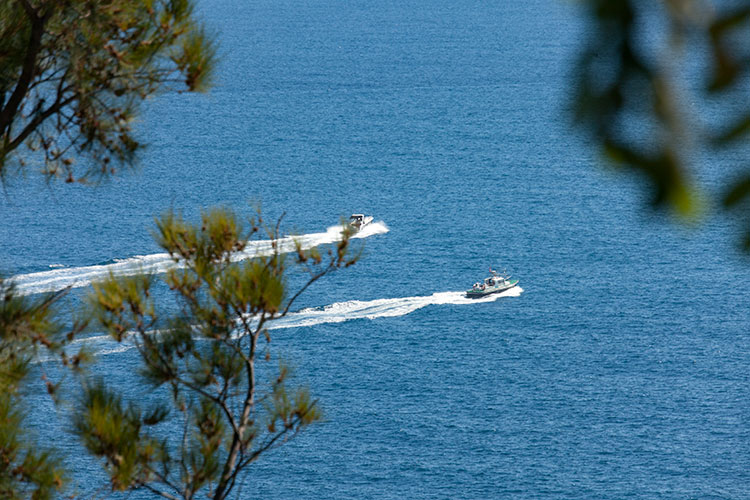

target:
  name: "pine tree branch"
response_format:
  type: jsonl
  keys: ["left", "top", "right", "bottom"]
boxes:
{"left": 0, "top": 1, "right": 50, "bottom": 139}
{"left": 7, "top": 92, "right": 75, "bottom": 152}
{"left": 141, "top": 482, "right": 181, "bottom": 500}
{"left": 212, "top": 316, "right": 264, "bottom": 500}
{"left": 280, "top": 259, "right": 336, "bottom": 317}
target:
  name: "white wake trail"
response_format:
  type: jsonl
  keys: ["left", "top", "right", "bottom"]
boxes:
{"left": 268, "top": 287, "right": 524, "bottom": 330}
{"left": 11, "top": 222, "right": 389, "bottom": 296}
{"left": 69, "top": 286, "right": 524, "bottom": 358}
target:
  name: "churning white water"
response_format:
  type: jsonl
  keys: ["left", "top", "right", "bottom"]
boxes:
{"left": 11, "top": 222, "right": 389, "bottom": 296}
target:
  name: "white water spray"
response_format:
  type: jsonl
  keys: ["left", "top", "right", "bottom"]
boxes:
{"left": 269, "top": 287, "right": 524, "bottom": 330}
{"left": 66, "top": 286, "right": 523, "bottom": 358}
{"left": 10, "top": 222, "right": 389, "bottom": 296}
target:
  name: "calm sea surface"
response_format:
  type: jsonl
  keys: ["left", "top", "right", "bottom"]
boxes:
{"left": 2, "top": 1, "right": 749, "bottom": 498}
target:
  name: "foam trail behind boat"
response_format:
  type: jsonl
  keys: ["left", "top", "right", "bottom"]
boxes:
{"left": 11, "top": 222, "right": 389, "bottom": 296}
{"left": 268, "top": 287, "right": 523, "bottom": 330}
{"left": 64, "top": 287, "right": 523, "bottom": 359}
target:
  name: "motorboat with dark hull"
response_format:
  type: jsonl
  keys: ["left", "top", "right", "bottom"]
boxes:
{"left": 466, "top": 269, "right": 518, "bottom": 298}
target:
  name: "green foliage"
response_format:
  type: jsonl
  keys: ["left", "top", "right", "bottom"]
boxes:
{"left": 0, "top": 279, "right": 75, "bottom": 499}
{"left": 74, "top": 380, "right": 168, "bottom": 491}
{"left": 575, "top": 0, "right": 696, "bottom": 217}
{"left": 0, "top": 0, "right": 216, "bottom": 182}
{"left": 82, "top": 209, "right": 358, "bottom": 499}
{"left": 0, "top": 391, "right": 66, "bottom": 500}
{"left": 1, "top": 278, "right": 89, "bottom": 389}
{"left": 576, "top": 0, "right": 750, "bottom": 248}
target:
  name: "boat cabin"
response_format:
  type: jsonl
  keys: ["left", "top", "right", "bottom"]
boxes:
{"left": 466, "top": 267, "right": 517, "bottom": 297}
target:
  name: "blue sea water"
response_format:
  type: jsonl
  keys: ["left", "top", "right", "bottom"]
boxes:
{"left": 2, "top": 0, "right": 750, "bottom": 498}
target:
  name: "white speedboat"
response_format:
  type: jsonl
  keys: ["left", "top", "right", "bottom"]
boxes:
{"left": 349, "top": 214, "right": 373, "bottom": 231}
